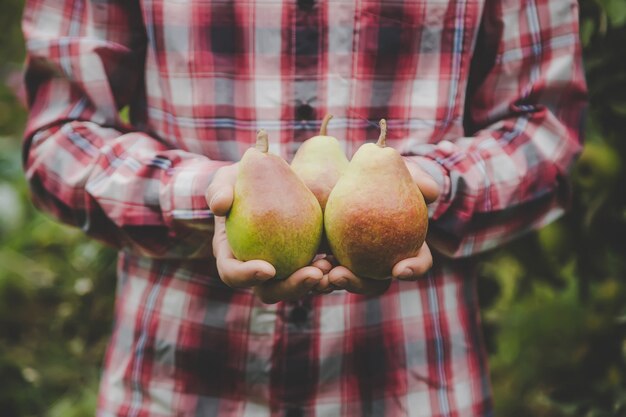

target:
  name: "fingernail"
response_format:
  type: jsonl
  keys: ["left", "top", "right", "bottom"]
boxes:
{"left": 398, "top": 268, "right": 414, "bottom": 279}
{"left": 254, "top": 270, "right": 274, "bottom": 281}
{"left": 305, "top": 275, "right": 322, "bottom": 287}
{"left": 313, "top": 254, "right": 327, "bottom": 262}
{"left": 209, "top": 191, "right": 223, "bottom": 208}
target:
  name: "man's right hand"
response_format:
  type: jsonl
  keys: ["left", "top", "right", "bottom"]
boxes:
{"left": 205, "top": 164, "right": 332, "bottom": 304}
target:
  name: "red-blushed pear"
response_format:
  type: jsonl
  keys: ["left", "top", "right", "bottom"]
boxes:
{"left": 290, "top": 114, "right": 349, "bottom": 211}
{"left": 323, "top": 119, "right": 429, "bottom": 280}
{"left": 225, "top": 130, "right": 323, "bottom": 279}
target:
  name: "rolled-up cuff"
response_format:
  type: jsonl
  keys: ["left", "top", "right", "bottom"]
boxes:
{"left": 160, "top": 156, "right": 232, "bottom": 232}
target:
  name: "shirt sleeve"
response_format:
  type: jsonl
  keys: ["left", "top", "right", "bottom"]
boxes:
{"left": 405, "top": 0, "right": 588, "bottom": 258}
{"left": 22, "top": 0, "right": 230, "bottom": 259}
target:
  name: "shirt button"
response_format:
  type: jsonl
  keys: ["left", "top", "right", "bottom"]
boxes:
{"left": 289, "top": 305, "right": 308, "bottom": 324}
{"left": 297, "top": 0, "right": 315, "bottom": 11}
{"left": 296, "top": 104, "right": 314, "bottom": 121}
{"left": 286, "top": 408, "right": 303, "bottom": 417}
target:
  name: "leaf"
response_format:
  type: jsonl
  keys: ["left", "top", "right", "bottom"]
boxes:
{"left": 609, "top": 100, "right": 626, "bottom": 116}
{"left": 580, "top": 18, "right": 596, "bottom": 47}
{"left": 604, "top": 0, "right": 626, "bottom": 27}
{"left": 118, "top": 106, "right": 130, "bottom": 124}
{"left": 0, "top": 182, "right": 24, "bottom": 234}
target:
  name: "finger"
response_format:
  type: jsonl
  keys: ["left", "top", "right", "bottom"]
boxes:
{"left": 205, "top": 165, "right": 238, "bottom": 216}
{"left": 322, "top": 254, "right": 339, "bottom": 267}
{"left": 213, "top": 217, "right": 276, "bottom": 288}
{"left": 254, "top": 266, "right": 323, "bottom": 304}
{"left": 311, "top": 274, "right": 334, "bottom": 294}
{"left": 217, "top": 257, "right": 277, "bottom": 289}
{"left": 391, "top": 243, "right": 434, "bottom": 281}
{"left": 328, "top": 266, "right": 391, "bottom": 296}
{"left": 405, "top": 161, "right": 440, "bottom": 204}
{"left": 212, "top": 216, "right": 237, "bottom": 260}
{"left": 312, "top": 258, "right": 333, "bottom": 275}
{"left": 415, "top": 175, "right": 440, "bottom": 204}
{"left": 207, "top": 186, "right": 235, "bottom": 216}
{"left": 312, "top": 253, "right": 327, "bottom": 262}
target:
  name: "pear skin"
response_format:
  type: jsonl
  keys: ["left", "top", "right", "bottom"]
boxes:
{"left": 226, "top": 130, "right": 323, "bottom": 279}
{"left": 291, "top": 114, "right": 349, "bottom": 210}
{"left": 324, "top": 119, "right": 429, "bottom": 279}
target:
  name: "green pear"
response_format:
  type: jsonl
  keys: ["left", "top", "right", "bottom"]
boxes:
{"left": 290, "top": 114, "right": 349, "bottom": 211}
{"left": 226, "top": 130, "right": 323, "bottom": 279}
{"left": 324, "top": 119, "right": 429, "bottom": 280}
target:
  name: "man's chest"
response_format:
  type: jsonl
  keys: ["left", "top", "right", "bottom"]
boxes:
{"left": 137, "top": 0, "right": 483, "bottom": 80}
{"left": 126, "top": 0, "right": 484, "bottom": 158}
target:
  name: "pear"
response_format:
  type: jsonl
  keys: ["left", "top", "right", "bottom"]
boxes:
{"left": 290, "top": 114, "right": 349, "bottom": 210}
{"left": 324, "top": 119, "right": 429, "bottom": 280}
{"left": 226, "top": 130, "right": 323, "bottom": 279}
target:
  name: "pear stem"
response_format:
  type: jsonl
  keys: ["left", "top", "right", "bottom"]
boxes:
{"left": 376, "top": 119, "right": 387, "bottom": 147}
{"left": 255, "top": 129, "right": 269, "bottom": 153}
{"left": 320, "top": 113, "right": 333, "bottom": 136}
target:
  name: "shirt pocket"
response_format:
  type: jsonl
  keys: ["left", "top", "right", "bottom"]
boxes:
{"left": 351, "top": 0, "right": 481, "bottom": 142}
{"left": 353, "top": 1, "right": 426, "bottom": 80}
{"left": 353, "top": 0, "right": 480, "bottom": 79}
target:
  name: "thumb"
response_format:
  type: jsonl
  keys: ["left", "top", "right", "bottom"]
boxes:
{"left": 205, "top": 164, "right": 238, "bottom": 216}
{"left": 414, "top": 174, "right": 440, "bottom": 204}
{"left": 207, "top": 186, "right": 234, "bottom": 216}
{"left": 405, "top": 159, "right": 440, "bottom": 204}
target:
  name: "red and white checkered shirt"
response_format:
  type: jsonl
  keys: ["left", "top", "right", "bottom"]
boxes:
{"left": 22, "top": 0, "right": 587, "bottom": 415}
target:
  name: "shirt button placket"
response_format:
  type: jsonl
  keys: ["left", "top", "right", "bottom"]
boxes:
{"left": 289, "top": 303, "right": 309, "bottom": 325}
{"left": 295, "top": 103, "right": 314, "bottom": 122}
{"left": 293, "top": 0, "right": 318, "bottom": 135}
{"left": 297, "top": 0, "right": 315, "bottom": 12}
{"left": 285, "top": 407, "right": 304, "bottom": 417}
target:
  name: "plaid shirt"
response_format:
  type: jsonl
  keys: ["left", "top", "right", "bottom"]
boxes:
{"left": 22, "top": 0, "right": 587, "bottom": 415}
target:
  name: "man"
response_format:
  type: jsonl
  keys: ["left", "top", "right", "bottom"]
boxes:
{"left": 22, "top": 0, "right": 587, "bottom": 415}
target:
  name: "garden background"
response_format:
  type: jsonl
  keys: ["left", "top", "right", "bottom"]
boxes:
{"left": 1, "top": 0, "right": 626, "bottom": 415}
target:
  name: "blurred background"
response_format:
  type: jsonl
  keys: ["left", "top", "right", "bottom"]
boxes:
{"left": 1, "top": 0, "right": 626, "bottom": 416}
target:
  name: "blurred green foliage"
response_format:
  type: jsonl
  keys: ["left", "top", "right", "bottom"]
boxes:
{"left": 0, "top": 1, "right": 117, "bottom": 415}
{"left": 478, "top": 1, "right": 626, "bottom": 415}
{"left": 1, "top": 0, "right": 626, "bottom": 416}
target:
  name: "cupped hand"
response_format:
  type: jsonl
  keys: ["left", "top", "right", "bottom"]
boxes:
{"left": 205, "top": 164, "right": 329, "bottom": 304}
{"left": 327, "top": 241, "right": 433, "bottom": 295}
{"left": 327, "top": 262, "right": 392, "bottom": 296}
{"left": 327, "top": 159, "right": 440, "bottom": 294}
